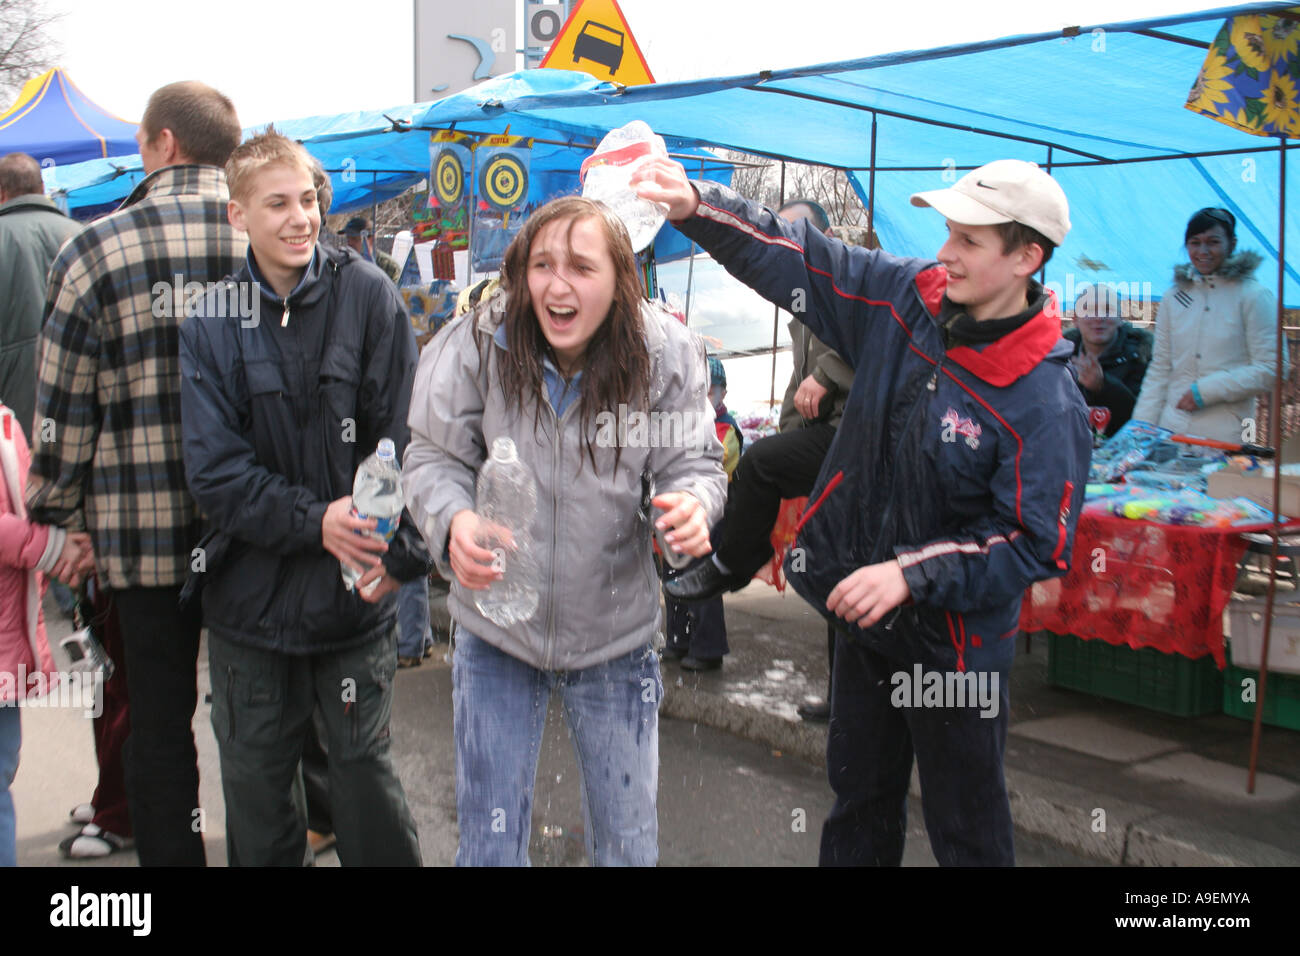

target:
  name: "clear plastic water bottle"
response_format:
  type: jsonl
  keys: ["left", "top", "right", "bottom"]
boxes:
{"left": 580, "top": 120, "right": 669, "bottom": 253}
{"left": 473, "top": 437, "right": 540, "bottom": 627}
{"left": 342, "top": 438, "right": 404, "bottom": 593}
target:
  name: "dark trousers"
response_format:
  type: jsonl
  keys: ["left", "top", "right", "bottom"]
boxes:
{"left": 716, "top": 423, "right": 836, "bottom": 579}
{"left": 85, "top": 582, "right": 131, "bottom": 837}
{"left": 208, "top": 628, "right": 421, "bottom": 867}
{"left": 301, "top": 709, "right": 332, "bottom": 834}
{"left": 112, "top": 586, "right": 205, "bottom": 866}
{"left": 664, "top": 594, "right": 728, "bottom": 659}
{"left": 819, "top": 633, "right": 1014, "bottom": 867}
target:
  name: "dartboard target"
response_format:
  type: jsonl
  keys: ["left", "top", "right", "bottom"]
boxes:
{"left": 479, "top": 153, "right": 529, "bottom": 211}
{"left": 434, "top": 149, "right": 465, "bottom": 205}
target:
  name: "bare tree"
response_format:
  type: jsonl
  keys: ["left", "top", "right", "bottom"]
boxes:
{"left": 0, "top": 0, "right": 62, "bottom": 102}
{"left": 721, "top": 148, "right": 872, "bottom": 231}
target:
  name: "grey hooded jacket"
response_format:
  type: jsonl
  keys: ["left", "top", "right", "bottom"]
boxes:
{"left": 403, "top": 296, "right": 728, "bottom": 671}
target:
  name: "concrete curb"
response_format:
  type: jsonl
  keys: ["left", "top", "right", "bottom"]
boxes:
{"left": 662, "top": 673, "right": 1300, "bottom": 867}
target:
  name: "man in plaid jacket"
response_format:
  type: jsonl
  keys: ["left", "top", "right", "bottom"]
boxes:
{"left": 26, "top": 81, "right": 244, "bottom": 866}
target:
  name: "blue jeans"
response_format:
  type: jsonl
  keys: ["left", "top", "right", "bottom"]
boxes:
{"left": 396, "top": 577, "right": 433, "bottom": 659}
{"left": 0, "top": 708, "right": 19, "bottom": 867}
{"left": 452, "top": 630, "right": 661, "bottom": 866}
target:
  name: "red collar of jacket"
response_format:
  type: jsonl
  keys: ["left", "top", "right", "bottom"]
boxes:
{"left": 915, "top": 265, "right": 1062, "bottom": 387}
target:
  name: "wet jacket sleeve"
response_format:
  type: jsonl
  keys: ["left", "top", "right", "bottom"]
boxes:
{"left": 1194, "top": 282, "right": 1282, "bottom": 407}
{"left": 675, "top": 181, "right": 921, "bottom": 373}
{"left": 359, "top": 282, "right": 432, "bottom": 583}
{"left": 402, "top": 313, "right": 485, "bottom": 579}
{"left": 649, "top": 315, "right": 727, "bottom": 524}
{"left": 180, "top": 314, "right": 330, "bottom": 556}
{"left": 24, "top": 253, "right": 97, "bottom": 531}
{"left": 892, "top": 392, "right": 1091, "bottom": 612}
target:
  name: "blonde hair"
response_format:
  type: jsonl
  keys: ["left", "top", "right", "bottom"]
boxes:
{"left": 226, "top": 125, "right": 323, "bottom": 203}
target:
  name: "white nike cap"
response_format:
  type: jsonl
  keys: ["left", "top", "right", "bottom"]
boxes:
{"left": 910, "top": 159, "right": 1071, "bottom": 246}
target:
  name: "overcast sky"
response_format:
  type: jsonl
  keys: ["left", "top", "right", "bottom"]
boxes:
{"left": 46, "top": 0, "right": 1237, "bottom": 127}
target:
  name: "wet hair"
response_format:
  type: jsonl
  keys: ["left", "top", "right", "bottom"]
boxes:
{"left": 225, "top": 125, "right": 320, "bottom": 203}
{"left": 778, "top": 198, "right": 830, "bottom": 233}
{"left": 0, "top": 153, "right": 44, "bottom": 197}
{"left": 140, "top": 81, "right": 241, "bottom": 168}
{"left": 994, "top": 220, "right": 1056, "bottom": 266}
{"left": 1185, "top": 207, "right": 1236, "bottom": 251}
{"left": 497, "top": 195, "right": 650, "bottom": 472}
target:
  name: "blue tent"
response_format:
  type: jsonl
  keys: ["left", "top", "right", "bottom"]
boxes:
{"left": 42, "top": 2, "right": 1296, "bottom": 305}
{"left": 410, "top": 2, "right": 1298, "bottom": 309}
{"left": 0, "top": 69, "right": 138, "bottom": 167}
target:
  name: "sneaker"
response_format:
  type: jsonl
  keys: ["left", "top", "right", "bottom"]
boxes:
{"left": 69, "top": 803, "right": 95, "bottom": 826}
{"left": 397, "top": 655, "right": 423, "bottom": 669}
{"left": 58, "top": 823, "right": 134, "bottom": 859}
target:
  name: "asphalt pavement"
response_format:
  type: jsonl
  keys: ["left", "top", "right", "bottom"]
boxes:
{"left": 10, "top": 579, "right": 1296, "bottom": 866}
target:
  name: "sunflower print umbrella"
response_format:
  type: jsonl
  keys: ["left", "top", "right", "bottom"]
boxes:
{"left": 1186, "top": 8, "right": 1300, "bottom": 137}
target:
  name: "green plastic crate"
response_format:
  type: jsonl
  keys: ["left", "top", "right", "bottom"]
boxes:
{"left": 1222, "top": 646, "right": 1300, "bottom": 731}
{"left": 1046, "top": 632, "right": 1223, "bottom": 717}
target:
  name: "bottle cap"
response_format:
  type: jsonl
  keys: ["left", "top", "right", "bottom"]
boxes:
{"left": 377, "top": 438, "right": 396, "bottom": 461}
{"left": 491, "top": 436, "right": 518, "bottom": 464}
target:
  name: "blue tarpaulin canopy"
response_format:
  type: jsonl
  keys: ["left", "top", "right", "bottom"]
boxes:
{"left": 41, "top": 3, "right": 1296, "bottom": 305}
{"left": 0, "top": 69, "right": 138, "bottom": 167}
{"left": 410, "top": 2, "right": 1298, "bottom": 309}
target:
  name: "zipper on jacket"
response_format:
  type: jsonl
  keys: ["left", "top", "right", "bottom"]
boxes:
{"left": 280, "top": 298, "right": 290, "bottom": 327}
{"left": 874, "top": 353, "right": 942, "bottom": 564}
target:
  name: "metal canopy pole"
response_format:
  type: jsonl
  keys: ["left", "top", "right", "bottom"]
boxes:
{"left": 868, "top": 112, "right": 877, "bottom": 246}
{"left": 770, "top": 161, "right": 787, "bottom": 410}
{"left": 1249, "top": 133, "right": 1288, "bottom": 794}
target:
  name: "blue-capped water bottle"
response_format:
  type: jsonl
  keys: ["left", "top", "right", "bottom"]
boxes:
{"left": 342, "top": 438, "right": 404, "bottom": 593}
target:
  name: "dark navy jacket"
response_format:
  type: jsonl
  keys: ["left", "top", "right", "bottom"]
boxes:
{"left": 179, "top": 244, "right": 431, "bottom": 654}
{"left": 677, "top": 182, "right": 1091, "bottom": 674}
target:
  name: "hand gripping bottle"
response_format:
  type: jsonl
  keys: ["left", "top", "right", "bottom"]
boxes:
{"left": 473, "top": 437, "right": 540, "bottom": 627}
{"left": 341, "top": 438, "right": 404, "bottom": 593}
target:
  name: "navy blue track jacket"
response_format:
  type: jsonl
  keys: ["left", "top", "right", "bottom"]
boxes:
{"left": 677, "top": 182, "right": 1091, "bottom": 674}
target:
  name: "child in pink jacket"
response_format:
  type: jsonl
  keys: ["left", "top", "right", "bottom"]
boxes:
{"left": 0, "top": 401, "right": 90, "bottom": 866}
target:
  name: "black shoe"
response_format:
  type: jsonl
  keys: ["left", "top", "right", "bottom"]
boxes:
{"left": 797, "top": 699, "right": 831, "bottom": 722}
{"left": 663, "top": 558, "right": 747, "bottom": 603}
{"left": 680, "top": 655, "right": 722, "bottom": 672}
{"left": 661, "top": 645, "right": 688, "bottom": 662}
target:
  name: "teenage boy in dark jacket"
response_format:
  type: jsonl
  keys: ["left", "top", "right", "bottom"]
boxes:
{"left": 1064, "top": 283, "right": 1153, "bottom": 437}
{"left": 634, "top": 157, "right": 1091, "bottom": 866}
{"left": 179, "top": 128, "right": 429, "bottom": 866}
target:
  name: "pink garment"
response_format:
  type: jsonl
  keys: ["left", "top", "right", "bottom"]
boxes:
{"left": 0, "top": 405, "right": 58, "bottom": 704}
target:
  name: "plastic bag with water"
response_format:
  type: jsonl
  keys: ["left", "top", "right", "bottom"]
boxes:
{"left": 580, "top": 120, "right": 669, "bottom": 253}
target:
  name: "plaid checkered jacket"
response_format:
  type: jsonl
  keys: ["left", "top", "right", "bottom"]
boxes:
{"left": 25, "top": 165, "right": 246, "bottom": 589}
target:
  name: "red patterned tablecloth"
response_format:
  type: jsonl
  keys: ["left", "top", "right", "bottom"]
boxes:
{"left": 1019, "top": 513, "right": 1300, "bottom": 668}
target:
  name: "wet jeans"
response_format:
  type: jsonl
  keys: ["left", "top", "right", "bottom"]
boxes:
{"left": 452, "top": 629, "right": 661, "bottom": 866}
{"left": 0, "top": 708, "right": 18, "bottom": 867}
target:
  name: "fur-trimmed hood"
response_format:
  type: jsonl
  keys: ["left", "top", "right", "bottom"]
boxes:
{"left": 1174, "top": 249, "right": 1262, "bottom": 286}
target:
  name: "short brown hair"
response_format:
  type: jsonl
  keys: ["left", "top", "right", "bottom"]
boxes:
{"left": 140, "top": 81, "right": 241, "bottom": 168}
{"left": 225, "top": 126, "right": 320, "bottom": 203}
{"left": 995, "top": 220, "right": 1056, "bottom": 266}
{"left": 0, "top": 153, "right": 44, "bottom": 197}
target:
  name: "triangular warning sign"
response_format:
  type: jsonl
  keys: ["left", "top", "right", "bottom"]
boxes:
{"left": 539, "top": 0, "right": 655, "bottom": 86}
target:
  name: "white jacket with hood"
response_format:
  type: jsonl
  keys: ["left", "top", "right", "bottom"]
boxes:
{"left": 1132, "top": 251, "right": 1282, "bottom": 443}
{"left": 403, "top": 295, "right": 727, "bottom": 671}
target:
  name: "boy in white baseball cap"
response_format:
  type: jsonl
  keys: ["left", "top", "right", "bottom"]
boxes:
{"left": 634, "top": 156, "right": 1091, "bottom": 866}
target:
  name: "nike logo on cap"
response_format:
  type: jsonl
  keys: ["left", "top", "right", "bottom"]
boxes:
{"left": 975, "top": 180, "right": 998, "bottom": 190}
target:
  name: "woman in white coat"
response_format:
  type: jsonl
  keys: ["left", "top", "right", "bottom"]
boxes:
{"left": 1132, "top": 207, "right": 1281, "bottom": 443}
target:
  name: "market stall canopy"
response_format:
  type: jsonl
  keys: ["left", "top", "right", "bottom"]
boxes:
{"left": 0, "top": 68, "right": 138, "bottom": 167}
{"left": 412, "top": 2, "right": 1299, "bottom": 308}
